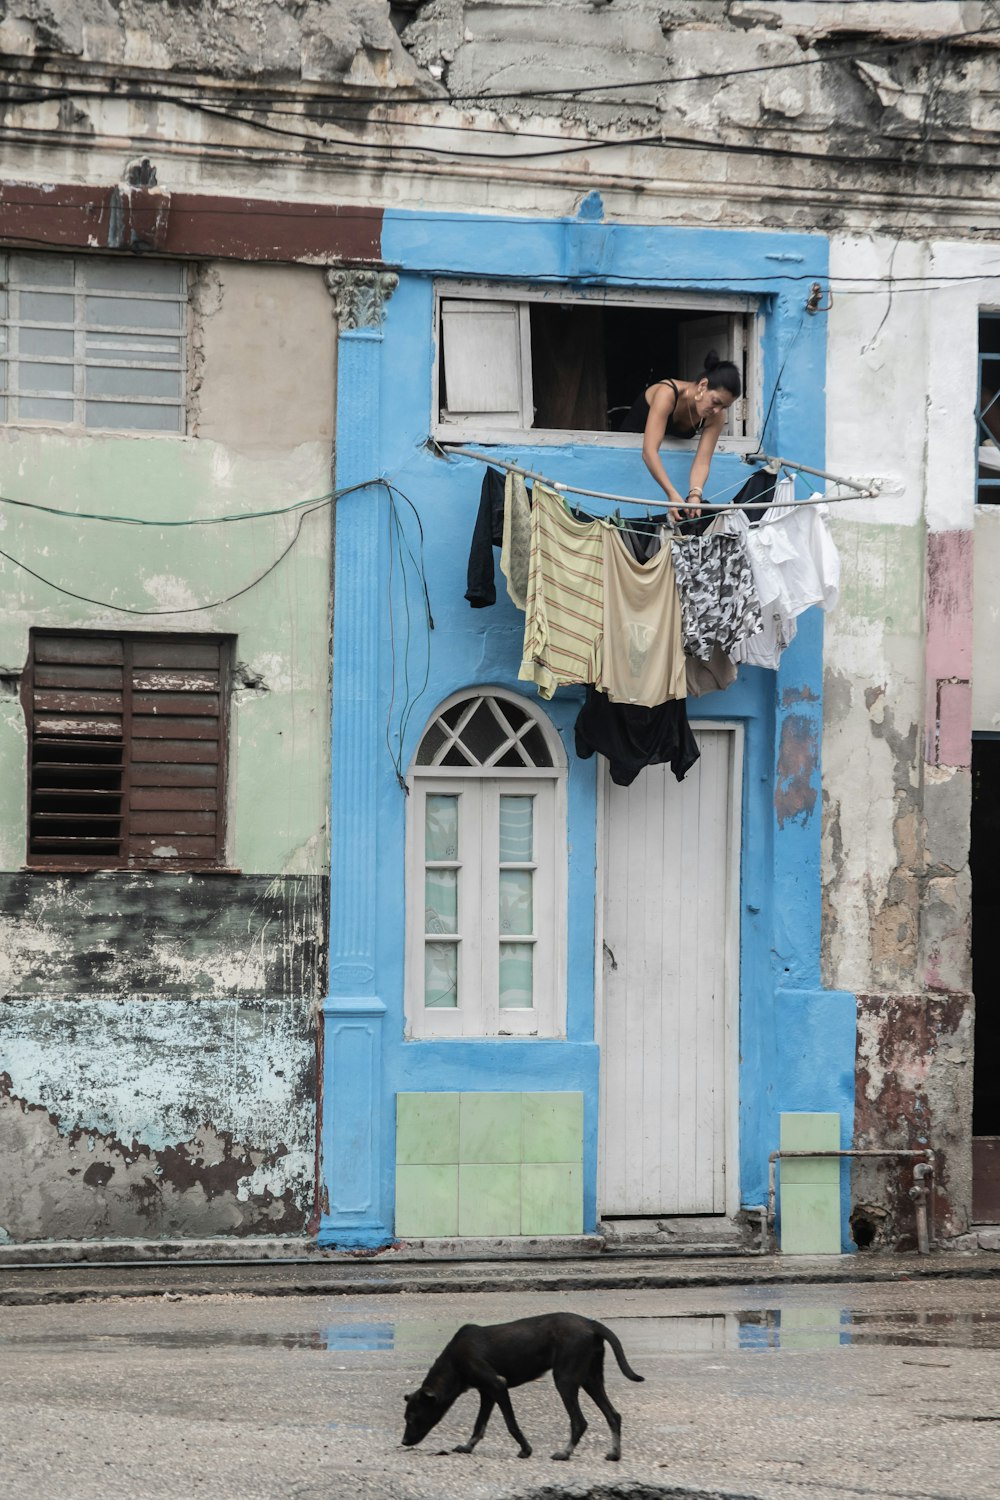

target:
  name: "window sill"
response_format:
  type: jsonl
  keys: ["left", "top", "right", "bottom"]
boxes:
{"left": 436, "top": 429, "right": 758, "bottom": 452}
{"left": 23, "top": 864, "right": 243, "bottom": 875}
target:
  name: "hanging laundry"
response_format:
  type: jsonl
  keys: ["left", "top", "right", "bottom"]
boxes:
{"left": 728, "top": 483, "right": 840, "bottom": 669}
{"left": 500, "top": 471, "right": 532, "bottom": 610}
{"left": 709, "top": 497, "right": 794, "bottom": 671}
{"left": 759, "top": 490, "right": 841, "bottom": 616}
{"left": 599, "top": 529, "right": 687, "bottom": 707}
{"left": 465, "top": 467, "right": 506, "bottom": 608}
{"left": 618, "top": 516, "right": 665, "bottom": 564}
{"left": 730, "top": 465, "right": 781, "bottom": 513}
{"left": 685, "top": 643, "right": 738, "bottom": 698}
{"left": 519, "top": 482, "right": 609, "bottom": 700}
{"left": 670, "top": 532, "right": 762, "bottom": 662}
{"left": 574, "top": 688, "right": 700, "bottom": 787}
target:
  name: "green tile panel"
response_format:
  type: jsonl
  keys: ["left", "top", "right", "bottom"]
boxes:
{"left": 394, "top": 1091, "right": 584, "bottom": 1238}
{"left": 778, "top": 1112, "right": 841, "bottom": 1255}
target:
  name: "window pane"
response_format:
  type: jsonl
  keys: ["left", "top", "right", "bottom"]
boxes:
{"left": 425, "top": 867, "right": 457, "bottom": 935}
{"left": 20, "top": 361, "right": 73, "bottom": 394}
{"left": 415, "top": 719, "right": 447, "bottom": 765}
{"left": 20, "top": 327, "right": 74, "bottom": 358}
{"left": 18, "top": 396, "right": 73, "bottom": 421}
{"left": 425, "top": 793, "right": 458, "bottom": 860}
{"left": 499, "top": 795, "right": 533, "bottom": 862}
{"left": 85, "top": 295, "right": 182, "bottom": 331}
{"left": 86, "top": 331, "right": 181, "bottom": 359}
{"left": 83, "top": 260, "right": 184, "bottom": 295}
{"left": 460, "top": 699, "right": 506, "bottom": 761}
{"left": 13, "top": 254, "right": 73, "bottom": 285}
{"left": 499, "top": 943, "right": 533, "bottom": 1009}
{"left": 499, "top": 869, "right": 532, "bottom": 935}
{"left": 85, "top": 365, "right": 182, "bottom": 399}
{"left": 20, "top": 291, "right": 73, "bottom": 323}
{"left": 425, "top": 941, "right": 458, "bottom": 1008}
{"left": 85, "top": 400, "right": 182, "bottom": 432}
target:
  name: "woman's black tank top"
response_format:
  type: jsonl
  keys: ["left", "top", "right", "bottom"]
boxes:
{"left": 619, "top": 379, "right": 702, "bottom": 438}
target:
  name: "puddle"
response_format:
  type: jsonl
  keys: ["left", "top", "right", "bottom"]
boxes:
{"left": 3, "top": 1309, "right": 999, "bottom": 1356}
{"left": 615, "top": 1308, "right": 1000, "bottom": 1354}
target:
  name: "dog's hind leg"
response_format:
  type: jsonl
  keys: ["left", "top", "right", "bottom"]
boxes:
{"left": 550, "top": 1376, "right": 588, "bottom": 1461}
{"left": 581, "top": 1371, "right": 623, "bottom": 1461}
{"left": 453, "top": 1391, "right": 495, "bottom": 1454}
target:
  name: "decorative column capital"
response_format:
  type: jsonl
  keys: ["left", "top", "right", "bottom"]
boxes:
{"left": 325, "top": 268, "right": 398, "bottom": 330}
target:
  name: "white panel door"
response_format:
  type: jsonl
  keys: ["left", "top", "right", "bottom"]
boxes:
{"left": 598, "top": 728, "right": 740, "bottom": 1216}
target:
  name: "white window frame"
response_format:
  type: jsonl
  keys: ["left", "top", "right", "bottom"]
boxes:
{"left": 432, "top": 279, "right": 761, "bottom": 451}
{"left": 0, "top": 251, "right": 188, "bottom": 434}
{"left": 405, "top": 689, "right": 568, "bottom": 1040}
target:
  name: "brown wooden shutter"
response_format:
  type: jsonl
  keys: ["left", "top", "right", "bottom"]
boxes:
{"left": 28, "top": 632, "right": 228, "bottom": 869}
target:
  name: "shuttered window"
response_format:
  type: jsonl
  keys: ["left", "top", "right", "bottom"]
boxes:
{"left": 25, "top": 632, "right": 230, "bottom": 869}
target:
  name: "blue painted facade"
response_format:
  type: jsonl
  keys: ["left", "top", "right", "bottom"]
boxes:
{"left": 319, "top": 206, "right": 858, "bottom": 1250}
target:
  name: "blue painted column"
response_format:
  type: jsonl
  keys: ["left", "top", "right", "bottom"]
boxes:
{"left": 319, "top": 269, "right": 397, "bottom": 1248}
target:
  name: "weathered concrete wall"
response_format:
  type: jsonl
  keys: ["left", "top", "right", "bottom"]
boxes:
{"left": 824, "top": 234, "right": 987, "bottom": 1240}
{"left": 0, "top": 260, "right": 336, "bottom": 1241}
{"left": 0, "top": 0, "right": 431, "bottom": 89}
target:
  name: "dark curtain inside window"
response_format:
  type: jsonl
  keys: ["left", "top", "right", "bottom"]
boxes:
{"left": 529, "top": 304, "right": 608, "bottom": 431}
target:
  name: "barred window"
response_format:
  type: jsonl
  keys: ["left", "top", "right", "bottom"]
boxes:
{"left": 25, "top": 632, "right": 230, "bottom": 869}
{"left": 0, "top": 253, "right": 187, "bottom": 433}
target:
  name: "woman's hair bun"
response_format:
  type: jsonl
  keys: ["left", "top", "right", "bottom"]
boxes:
{"left": 702, "top": 349, "right": 721, "bottom": 373}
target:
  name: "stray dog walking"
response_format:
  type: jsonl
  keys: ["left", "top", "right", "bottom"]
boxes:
{"left": 401, "top": 1311, "right": 644, "bottom": 1461}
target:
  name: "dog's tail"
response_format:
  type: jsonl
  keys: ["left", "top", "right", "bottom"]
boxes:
{"left": 596, "top": 1322, "right": 644, "bottom": 1382}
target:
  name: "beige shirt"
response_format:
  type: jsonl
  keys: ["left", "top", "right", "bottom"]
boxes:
{"left": 600, "top": 528, "right": 687, "bottom": 707}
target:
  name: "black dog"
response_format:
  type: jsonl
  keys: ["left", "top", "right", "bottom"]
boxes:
{"left": 402, "top": 1311, "right": 643, "bottom": 1461}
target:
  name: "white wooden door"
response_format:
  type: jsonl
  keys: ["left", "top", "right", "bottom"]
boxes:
{"left": 598, "top": 727, "right": 740, "bottom": 1216}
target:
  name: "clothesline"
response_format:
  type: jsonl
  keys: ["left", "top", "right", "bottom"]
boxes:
{"left": 443, "top": 445, "right": 882, "bottom": 512}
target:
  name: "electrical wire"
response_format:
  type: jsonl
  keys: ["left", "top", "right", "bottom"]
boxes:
{"left": 0, "top": 89, "right": 998, "bottom": 174}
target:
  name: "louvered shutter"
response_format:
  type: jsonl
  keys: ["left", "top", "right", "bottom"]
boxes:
{"left": 27, "top": 632, "right": 228, "bottom": 868}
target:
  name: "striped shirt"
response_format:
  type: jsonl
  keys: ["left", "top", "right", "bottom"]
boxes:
{"left": 519, "top": 483, "right": 608, "bottom": 700}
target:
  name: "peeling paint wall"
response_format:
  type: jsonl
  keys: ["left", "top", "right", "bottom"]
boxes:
{"left": 0, "top": 260, "right": 336, "bottom": 1242}
{"left": 824, "top": 235, "right": 988, "bottom": 1238}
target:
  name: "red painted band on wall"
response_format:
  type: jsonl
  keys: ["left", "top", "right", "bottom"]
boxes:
{"left": 0, "top": 180, "right": 382, "bottom": 263}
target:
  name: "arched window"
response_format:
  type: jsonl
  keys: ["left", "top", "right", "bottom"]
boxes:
{"left": 406, "top": 689, "right": 567, "bottom": 1039}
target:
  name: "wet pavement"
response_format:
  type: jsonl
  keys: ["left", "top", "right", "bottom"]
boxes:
{"left": 1, "top": 1278, "right": 998, "bottom": 1500}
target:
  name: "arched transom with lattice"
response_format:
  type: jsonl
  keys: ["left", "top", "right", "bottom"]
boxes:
{"left": 415, "top": 693, "right": 556, "bottom": 771}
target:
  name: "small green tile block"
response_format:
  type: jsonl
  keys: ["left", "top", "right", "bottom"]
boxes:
{"left": 396, "top": 1093, "right": 461, "bottom": 1165}
{"left": 520, "top": 1163, "right": 583, "bottom": 1235}
{"left": 780, "top": 1112, "right": 839, "bottom": 1152}
{"left": 395, "top": 1164, "right": 458, "bottom": 1238}
{"left": 459, "top": 1093, "right": 521, "bottom": 1163}
{"left": 781, "top": 1156, "right": 840, "bottom": 1185}
{"left": 458, "top": 1163, "right": 521, "bottom": 1236}
{"left": 522, "top": 1093, "right": 584, "bottom": 1164}
{"left": 779, "top": 1182, "right": 841, "bottom": 1255}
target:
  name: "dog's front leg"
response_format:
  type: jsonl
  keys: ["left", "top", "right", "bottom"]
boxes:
{"left": 495, "top": 1387, "right": 532, "bottom": 1458}
{"left": 453, "top": 1390, "right": 494, "bottom": 1454}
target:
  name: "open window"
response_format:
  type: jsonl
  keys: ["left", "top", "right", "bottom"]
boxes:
{"left": 978, "top": 312, "right": 1000, "bottom": 504}
{"left": 24, "top": 631, "right": 231, "bottom": 870}
{"left": 433, "top": 282, "right": 758, "bottom": 447}
{"left": 405, "top": 689, "right": 567, "bottom": 1039}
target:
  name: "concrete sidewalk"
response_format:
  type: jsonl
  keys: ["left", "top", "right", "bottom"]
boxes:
{"left": 3, "top": 1246, "right": 1000, "bottom": 1306}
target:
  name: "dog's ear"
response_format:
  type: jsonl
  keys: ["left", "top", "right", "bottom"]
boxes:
{"left": 404, "top": 1391, "right": 415, "bottom": 1402}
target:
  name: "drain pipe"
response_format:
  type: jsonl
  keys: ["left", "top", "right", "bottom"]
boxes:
{"left": 909, "top": 1162, "right": 933, "bottom": 1256}
{"left": 767, "top": 1148, "right": 936, "bottom": 1254}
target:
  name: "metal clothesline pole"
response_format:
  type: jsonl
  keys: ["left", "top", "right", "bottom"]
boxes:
{"left": 442, "top": 444, "right": 881, "bottom": 509}
{"left": 743, "top": 451, "right": 878, "bottom": 496}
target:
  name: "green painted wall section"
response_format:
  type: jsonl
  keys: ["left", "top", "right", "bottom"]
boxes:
{"left": 0, "top": 429, "right": 332, "bottom": 875}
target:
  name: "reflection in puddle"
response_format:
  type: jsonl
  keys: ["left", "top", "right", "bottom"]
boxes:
{"left": 3, "top": 1308, "right": 999, "bottom": 1356}
{"left": 620, "top": 1308, "right": 1000, "bottom": 1354}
